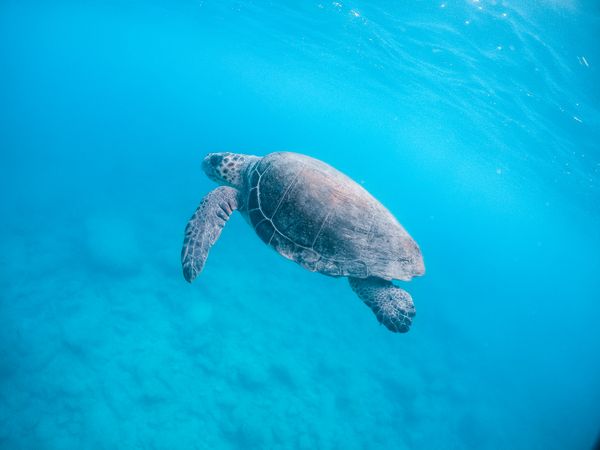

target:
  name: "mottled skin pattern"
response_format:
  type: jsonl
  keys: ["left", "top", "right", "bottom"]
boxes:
{"left": 181, "top": 186, "right": 239, "bottom": 283}
{"left": 348, "top": 277, "right": 415, "bottom": 333}
{"left": 182, "top": 151, "right": 425, "bottom": 333}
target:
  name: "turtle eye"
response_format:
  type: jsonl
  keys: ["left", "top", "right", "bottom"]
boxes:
{"left": 210, "top": 154, "right": 222, "bottom": 167}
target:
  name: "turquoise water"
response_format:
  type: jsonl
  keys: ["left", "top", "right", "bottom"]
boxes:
{"left": 1, "top": 0, "right": 599, "bottom": 448}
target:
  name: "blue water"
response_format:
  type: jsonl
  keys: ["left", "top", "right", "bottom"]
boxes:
{"left": 1, "top": 1, "right": 599, "bottom": 448}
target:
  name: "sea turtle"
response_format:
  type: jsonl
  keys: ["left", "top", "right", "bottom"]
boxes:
{"left": 181, "top": 152, "right": 425, "bottom": 333}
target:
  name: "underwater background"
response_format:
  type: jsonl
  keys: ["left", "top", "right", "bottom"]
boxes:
{"left": 1, "top": 0, "right": 599, "bottom": 448}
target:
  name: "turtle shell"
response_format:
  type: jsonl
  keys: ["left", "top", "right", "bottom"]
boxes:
{"left": 243, "top": 152, "right": 424, "bottom": 281}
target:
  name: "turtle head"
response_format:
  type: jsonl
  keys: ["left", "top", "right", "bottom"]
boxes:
{"left": 202, "top": 152, "right": 257, "bottom": 188}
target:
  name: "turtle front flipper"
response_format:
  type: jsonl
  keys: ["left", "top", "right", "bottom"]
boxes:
{"left": 181, "top": 186, "right": 240, "bottom": 283}
{"left": 348, "top": 277, "right": 416, "bottom": 333}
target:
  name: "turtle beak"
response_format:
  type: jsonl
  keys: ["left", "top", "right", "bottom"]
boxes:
{"left": 202, "top": 154, "right": 213, "bottom": 173}
{"left": 202, "top": 153, "right": 226, "bottom": 183}
{"left": 202, "top": 153, "right": 217, "bottom": 176}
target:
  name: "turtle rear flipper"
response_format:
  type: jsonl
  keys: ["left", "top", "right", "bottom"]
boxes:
{"left": 181, "top": 186, "right": 240, "bottom": 282}
{"left": 349, "top": 277, "right": 415, "bottom": 333}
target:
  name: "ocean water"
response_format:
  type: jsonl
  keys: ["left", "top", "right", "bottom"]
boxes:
{"left": 1, "top": 0, "right": 599, "bottom": 448}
